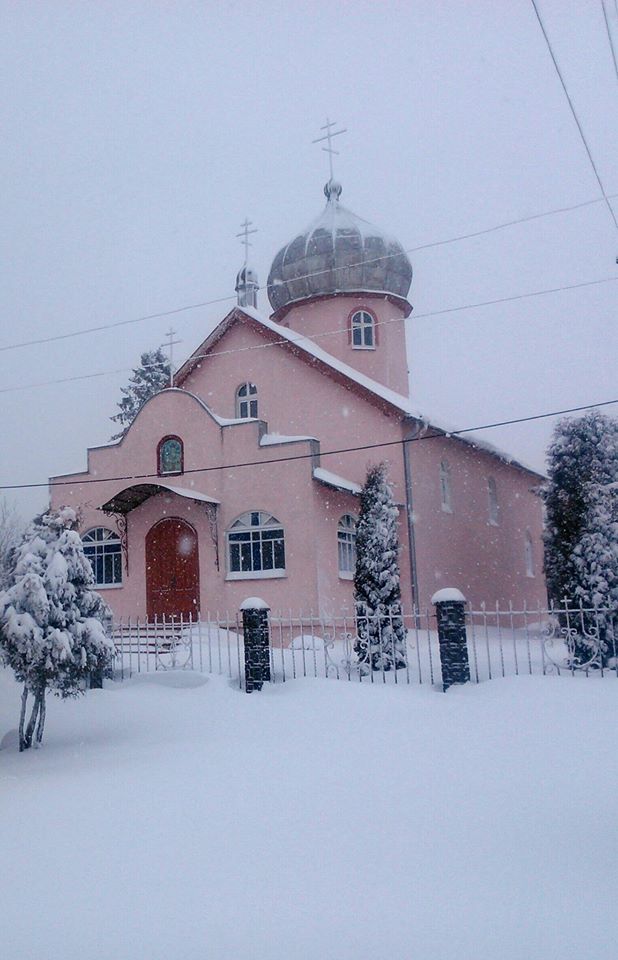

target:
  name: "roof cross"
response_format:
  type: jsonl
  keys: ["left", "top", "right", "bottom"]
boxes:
{"left": 312, "top": 117, "right": 347, "bottom": 181}
{"left": 162, "top": 327, "right": 182, "bottom": 388}
{"left": 236, "top": 217, "right": 258, "bottom": 266}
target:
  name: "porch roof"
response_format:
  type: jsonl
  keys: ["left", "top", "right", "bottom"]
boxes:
{"left": 100, "top": 482, "right": 219, "bottom": 515}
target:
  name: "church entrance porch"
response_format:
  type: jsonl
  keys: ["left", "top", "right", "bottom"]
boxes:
{"left": 145, "top": 517, "right": 200, "bottom": 620}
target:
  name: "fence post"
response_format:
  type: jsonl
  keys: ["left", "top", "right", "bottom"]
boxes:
{"left": 240, "top": 597, "right": 271, "bottom": 692}
{"left": 432, "top": 588, "right": 470, "bottom": 692}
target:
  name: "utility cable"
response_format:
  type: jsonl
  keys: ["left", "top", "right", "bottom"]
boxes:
{"left": 2, "top": 273, "right": 617, "bottom": 397}
{"left": 530, "top": 0, "right": 618, "bottom": 232}
{"left": 1, "top": 191, "right": 617, "bottom": 356}
{"left": 2, "top": 398, "right": 617, "bottom": 492}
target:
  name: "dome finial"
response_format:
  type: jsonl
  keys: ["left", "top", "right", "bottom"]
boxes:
{"left": 324, "top": 179, "right": 342, "bottom": 202}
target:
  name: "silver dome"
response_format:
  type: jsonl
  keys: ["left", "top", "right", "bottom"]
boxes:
{"left": 267, "top": 180, "right": 412, "bottom": 316}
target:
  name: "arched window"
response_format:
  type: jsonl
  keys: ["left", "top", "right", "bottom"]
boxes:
{"left": 158, "top": 436, "right": 183, "bottom": 476}
{"left": 439, "top": 460, "right": 453, "bottom": 513}
{"left": 236, "top": 382, "right": 258, "bottom": 419}
{"left": 350, "top": 310, "right": 375, "bottom": 349}
{"left": 524, "top": 530, "right": 535, "bottom": 577}
{"left": 337, "top": 514, "right": 357, "bottom": 578}
{"left": 487, "top": 477, "right": 499, "bottom": 526}
{"left": 83, "top": 527, "right": 122, "bottom": 587}
{"left": 227, "top": 511, "right": 285, "bottom": 577}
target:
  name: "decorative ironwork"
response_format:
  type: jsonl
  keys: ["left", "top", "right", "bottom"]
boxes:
{"left": 106, "top": 511, "right": 129, "bottom": 575}
{"left": 204, "top": 502, "right": 219, "bottom": 570}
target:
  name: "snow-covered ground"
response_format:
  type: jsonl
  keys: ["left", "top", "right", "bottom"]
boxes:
{"left": 1, "top": 667, "right": 617, "bottom": 959}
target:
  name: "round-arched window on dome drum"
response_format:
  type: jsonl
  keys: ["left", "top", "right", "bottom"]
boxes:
{"left": 158, "top": 436, "right": 183, "bottom": 476}
{"left": 351, "top": 310, "right": 375, "bottom": 349}
{"left": 83, "top": 527, "right": 122, "bottom": 587}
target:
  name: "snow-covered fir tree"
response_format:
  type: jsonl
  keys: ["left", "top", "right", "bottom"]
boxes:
{"left": 110, "top": 346, "right": 170, "bottom": 440}
{"left": 543, "top": 411, "right": 618, "bottom": 665}
{"left": 353, "top": 462, "right": 407, "bottom": 672}
{"left": 0, "top": 497, "right": 23, "bottom": 589}
{"left": 0, "top": 507, "right": 115, "bottom": 750}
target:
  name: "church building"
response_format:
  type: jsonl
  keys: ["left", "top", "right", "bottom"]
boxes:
{"left": 49, "top": 178, "right": 547, "bottom": 619}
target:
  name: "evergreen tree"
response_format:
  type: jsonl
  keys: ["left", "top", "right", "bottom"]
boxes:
{"left": 0, "top": 507, "right": 115, "bottom": 750}
{"left": 353, "top": 462, "right": 407, "bottom": 672}
{"left": 0, "top": 498, "right": 23, "bottom": 589}
{"left": 110, "top": 347, "right": 170, "bottom": 440}
{"left": 542, "top": 411, "right": 618, "bottom": 665}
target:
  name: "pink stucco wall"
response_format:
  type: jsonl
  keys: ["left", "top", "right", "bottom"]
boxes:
{"left": 50, "top": 302, "right": 546, "bottom": 617}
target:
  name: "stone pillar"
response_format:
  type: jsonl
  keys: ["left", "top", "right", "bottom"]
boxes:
{"left": 431, "top": 588, "right": 470, "bottom": 692}
{"left": 240, "top": 597, "right": 271, "bottom": 693}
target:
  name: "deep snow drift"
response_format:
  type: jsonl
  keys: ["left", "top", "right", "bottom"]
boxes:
{"left": 1, "top": 667, "right": 617, "bottom": 960}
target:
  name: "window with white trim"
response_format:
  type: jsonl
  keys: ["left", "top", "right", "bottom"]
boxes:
{"left": 83, "top": 528, "right": 122, "bottom": 587}
{"left": 236, "top": 382, "right": 258, "bottom": 418}
{"left": 439, "top": 460, "right": 453, "bottom": 513}
{"left": 524, "top": 530, "right": 535, "bottom": 577}
{"left": 337, "top": 514, "right": 357, "bottom": 578}
{"left": 487, "top": 477, "right": 499, "bottom": 526}
{"left": 351, "top": 310, "right": 375, "bottom": 349}
{"left": 227, "top": 511, "right": 285, "bottom": 577}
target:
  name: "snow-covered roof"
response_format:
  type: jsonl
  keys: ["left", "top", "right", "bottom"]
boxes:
{"left": 312, "top": 467, "right": 362, "bottom": 496}
{"left": 101, "top": 482, "right": 219, "bottom": 515}
{"left": 175, "top": 305, "right": 544, "bottom": 479}
{"left": 260, "top": 433, "right": 317, "bottom": 446}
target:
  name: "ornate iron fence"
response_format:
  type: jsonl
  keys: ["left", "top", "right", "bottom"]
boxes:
{"left": 109, "top": 600, "right": 618, "bottom": 688}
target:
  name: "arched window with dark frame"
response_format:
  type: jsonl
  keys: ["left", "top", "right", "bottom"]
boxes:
{"left": 236, "top": 382, "right": 258, "bottom": 418}
{"left": 83, "top": 527, "right": 122, "bottom": 587}
{"left": 350, "top": 309, "right": 376, "bottom": 349}
{"left": 158, "top": 436, "right": 184, "bottom": 476}
{"left": 226, "top": 511, "right": 285, "bottom": 577}
{"left": 337, "top": 514, "right": 357, "bottom": 578}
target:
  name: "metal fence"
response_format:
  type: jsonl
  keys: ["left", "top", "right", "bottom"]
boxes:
{"left": 110, "top": 600, "right": 618, "bottom": 688}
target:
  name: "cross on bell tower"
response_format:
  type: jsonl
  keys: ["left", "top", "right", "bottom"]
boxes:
{"left": 235, "top": 217, "right": 259, "bottom": 309}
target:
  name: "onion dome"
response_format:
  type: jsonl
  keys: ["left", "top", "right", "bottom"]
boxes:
{"left": 235, "top": 264, "right": 259, "bottom": 309}
{"left": 267, "top": 179, "right": 412, "bottom": 317}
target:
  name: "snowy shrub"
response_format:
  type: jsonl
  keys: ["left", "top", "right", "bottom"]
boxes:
{"left": 0, "top": 507, "right": 115, "bottom": 750}
{"left": 353, "top": 463, "right": 407, "bottom": 673}
{"left": 110, "top": 346, "right": 170, "bottom": 439}
{"left": 0, "top": 497, "right": 24, "bottom": 590}
{"left": 542, "top": 412, "right": 618, "bottom": 666}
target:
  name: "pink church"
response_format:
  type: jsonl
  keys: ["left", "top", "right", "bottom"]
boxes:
{"left": 49, "top": 178, "right": 546, "bottom": 619}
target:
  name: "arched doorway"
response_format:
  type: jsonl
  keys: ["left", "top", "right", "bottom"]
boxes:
{"left": 146, "top": 518, "right": 200, "bottom": 619}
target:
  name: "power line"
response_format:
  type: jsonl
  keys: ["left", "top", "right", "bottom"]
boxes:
{"left": 2, "top": 273, "right": 617, "bottom": 397}
{"left": 3, "top": 397, "right": 617, "bottom": 492}
{"left": 1, "top": 191, "right": 617, "bottom": 357}
{"left": 601, "top": 0, "right": 618, "bottom": 86}
{"left": 530, "top": 0, "right": 618, "bottom": 233}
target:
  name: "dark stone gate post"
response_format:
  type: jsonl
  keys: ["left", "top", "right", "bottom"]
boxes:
{"left": 240, "top": 597, "right": 271, "bottom": 693}
{"left": 431, "top": 588, "right": 470, "bottom": 692}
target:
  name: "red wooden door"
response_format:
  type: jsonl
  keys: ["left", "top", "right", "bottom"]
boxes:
{"left": 146, "top": 518, "right": 200, "bottom": 619}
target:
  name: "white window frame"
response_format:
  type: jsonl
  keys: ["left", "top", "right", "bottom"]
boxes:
{"left": 226, "top": 511, "right": 286, "bottom": 580}
{"left": 351, "top": 310, "right": 376, "bottom": 350}
{"left": 236, "top": 382, "right": 258, "bottom": 419}
{"left": 82, "top": 527, "right": 123, "bottom": 588}
{"left": 337, "top": 514, "right": 357, "bottom": 579}
{"left": 524, "top": 530, "right": 535, "bottom": 578}
{"left": 487, "top": 477, "right": 499, "bottom": 526}
{"left": 439, "top": 460, "right": 453, "bottom": 513}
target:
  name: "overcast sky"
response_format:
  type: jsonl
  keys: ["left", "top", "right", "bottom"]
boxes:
{"left": 1, "top": 0, "right": 617, "bottom": 520}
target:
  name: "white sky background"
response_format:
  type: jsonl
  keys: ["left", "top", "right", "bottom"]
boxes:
{"left": 1, "top": 0, "right": 617, "bottom": 520}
